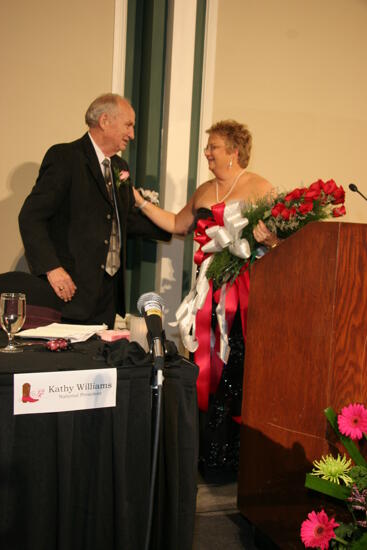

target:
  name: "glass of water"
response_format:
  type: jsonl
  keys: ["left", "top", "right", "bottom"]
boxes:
{"left": 0, "top": 293, "right": 26, "bottom": 353}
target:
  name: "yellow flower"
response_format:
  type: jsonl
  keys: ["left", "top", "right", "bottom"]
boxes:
{"left": 311, "top": 454, "right": 353, "bottom": 486}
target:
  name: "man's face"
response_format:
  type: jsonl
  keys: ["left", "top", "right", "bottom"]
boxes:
{"left": 105, "top": 100, "right": 135, "bottom": 154}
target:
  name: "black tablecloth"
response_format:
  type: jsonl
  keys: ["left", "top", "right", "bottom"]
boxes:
{"left": 0, "top": 336, "right": 199, "bottom": 550}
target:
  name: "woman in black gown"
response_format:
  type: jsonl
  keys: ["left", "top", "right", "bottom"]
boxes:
{"left": 194, "top": 205, "right": 247, "bottom": 480}
{"left": 133, "top": 120, "right": 279, "bottom": 479}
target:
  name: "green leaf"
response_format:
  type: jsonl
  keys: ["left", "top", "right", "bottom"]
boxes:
{"left": 331, "top": 523, "right": 360, "bottom": 548}
{"left": 350, "top": 532, "right": 367, "bottom": 549}
{"left": 334, "top": 522, "right": 357, "bottom": 540}
{"left": 305, "top": 473, "right": 351, "bottom": 500}
{"left": 324, "top": 407, "right": 367, "bottom": 467}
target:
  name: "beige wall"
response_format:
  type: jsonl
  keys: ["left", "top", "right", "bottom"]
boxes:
{"left": 0, "top": 0, "right": 115, "bottom": 272}
{"left": 213, "top": 0, "right": 367, "bottom": 223}
{"left": 2, "top": 0, "right": 366, "bottom": 277}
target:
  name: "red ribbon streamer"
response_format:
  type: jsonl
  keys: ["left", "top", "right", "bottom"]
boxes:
{"left": 194, "top": 280, "right": 213, "bottom": 411}
{"left": 194, "top": 269, "right": 250, "bottom": 415}
{"left": 236, "top": 267, "right": 250, "bottom": 342}
{"left": 232, "top": 268, "right": 250, "bottom": 424}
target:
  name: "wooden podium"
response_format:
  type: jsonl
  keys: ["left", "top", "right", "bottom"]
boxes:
{"left": 238, "top": 222, "right": 367, "bottom": 548}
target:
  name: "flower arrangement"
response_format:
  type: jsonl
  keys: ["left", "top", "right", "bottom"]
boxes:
{"left": 200, "top": 179, "right": 346, "bottom": 289}
{"left": 301, "top": 403, "right": 367, "bottom": 549}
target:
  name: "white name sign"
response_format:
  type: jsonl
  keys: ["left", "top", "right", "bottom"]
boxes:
{"left": 13, "top": 368, "right": 117, "bottom": 415}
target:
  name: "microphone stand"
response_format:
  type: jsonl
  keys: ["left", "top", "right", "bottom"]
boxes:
{"left": 144, "top": 336, "right": 165, "bottom": 550}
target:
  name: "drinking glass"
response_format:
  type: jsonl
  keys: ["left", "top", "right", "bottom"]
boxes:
{"left": 0, "top": 293, "right": 26, "bottom": 353}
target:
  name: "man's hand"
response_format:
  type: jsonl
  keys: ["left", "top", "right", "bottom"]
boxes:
{"left": 46, "top": 267, "right": 77, "bottom": 302}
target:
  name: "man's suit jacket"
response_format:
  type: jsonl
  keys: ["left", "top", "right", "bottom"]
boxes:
{"left": 18, "top": 133, "right": 171, "bottom": 320}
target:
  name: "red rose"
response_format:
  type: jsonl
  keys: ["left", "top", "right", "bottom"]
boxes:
{"left": 298, "top": 201, "right": 314, "bottom": 214}
{"left": 281, "top": 208, "right": 291, "bottom": 220}
{"left": 304, "top": 187, "right": 321, "bottom": 201}
{"left": 331, "top": 186, "right": 345, "bottom": 205}
{"left": 271, "top": 202, "right": 285, "bottom": 217}
{"left": 321, "top": 179, "right": 337, "bottom": 195}
{"left": 309, "top": 180, "right": 323, "bottom": 191}
{"left": 285, "top": 188, "right": 305, "bottom": 201}
{"left": 289, "top": 206, "right": 297, "bottom": 217}
{"left": 332, "top": 205, "right": 346, "bottom": 217}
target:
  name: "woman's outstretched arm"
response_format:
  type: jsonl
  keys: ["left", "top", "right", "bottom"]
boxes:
{"left": 133, "top": 187, "right": 195, "bottom": 236}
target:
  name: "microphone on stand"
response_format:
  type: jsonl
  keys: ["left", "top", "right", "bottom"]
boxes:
{"left": 137, "top": 292, "right": 166, "bottom": 550}
{"left": 349, "top": 183, "right": 367, "bottom": 202}
{"left": 137, "top": 292, "right": 165, "bottom": 376}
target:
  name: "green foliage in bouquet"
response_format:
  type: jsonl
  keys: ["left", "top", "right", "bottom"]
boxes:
{"left": 205, "top": 247, "right": 246, "bottom": 289}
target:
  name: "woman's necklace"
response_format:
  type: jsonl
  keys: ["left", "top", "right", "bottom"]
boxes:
{"left": 216, "top": 168, "right": 246, "bottom": 203}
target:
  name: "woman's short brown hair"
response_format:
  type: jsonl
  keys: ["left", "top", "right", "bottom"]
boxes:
{"left": 206, "top": 120, "right": 252, "bottom": 168}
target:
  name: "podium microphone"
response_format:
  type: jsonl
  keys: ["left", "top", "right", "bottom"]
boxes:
{"left": 137, "top": 292, "right": 165, "bottom": 363}
{"left": 349, "top": 183, "right": 367, "bottom": 202}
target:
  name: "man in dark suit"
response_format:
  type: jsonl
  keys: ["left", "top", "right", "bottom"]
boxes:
{"left": 18, "top": 93, "right": 170, "bottom": 327}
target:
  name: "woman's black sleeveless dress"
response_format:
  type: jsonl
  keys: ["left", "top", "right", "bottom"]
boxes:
{"left": 194, "top": 208, "right": 245, "bottom": 482}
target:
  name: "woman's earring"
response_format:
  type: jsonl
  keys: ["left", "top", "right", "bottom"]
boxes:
{"left": 229, "top": 158, "right": 233, "bottom": 168}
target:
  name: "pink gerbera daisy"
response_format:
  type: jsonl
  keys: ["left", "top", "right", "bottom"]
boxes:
{"left": 300, "top": 509, "right": 339, "bottom": 549}
{"left": 337, "top": 403, "right": 367, "bottom": 440}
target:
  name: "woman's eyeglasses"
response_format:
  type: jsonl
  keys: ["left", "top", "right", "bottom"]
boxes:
{"left": 203, "top": 145, "right": 222, "bottom": 154}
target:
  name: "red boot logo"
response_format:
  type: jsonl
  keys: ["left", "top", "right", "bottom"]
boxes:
{"left": 22, "top": 383, "right": 39, "bottom": 403}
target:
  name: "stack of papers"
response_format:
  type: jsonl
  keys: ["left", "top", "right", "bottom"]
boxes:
{"left": 17, "top": 323, "right": 107, "bottom": 343}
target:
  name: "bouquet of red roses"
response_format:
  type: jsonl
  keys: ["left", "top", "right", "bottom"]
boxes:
{"left": 265, "top": 179, "right": 346, "bottom": 239}
{"left": 205, "top": 179, "right": 346, "bottom": 288}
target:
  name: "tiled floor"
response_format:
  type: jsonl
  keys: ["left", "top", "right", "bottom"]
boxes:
{"left": 195, "top": 479, "right": 238, "bottom": 514}
{"left": 192, "top": 477, "right": 258, "bottom": 549}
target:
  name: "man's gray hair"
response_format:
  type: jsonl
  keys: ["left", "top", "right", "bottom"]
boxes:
{"left": 85, "top": 93, "right": 129, "bottom": 127}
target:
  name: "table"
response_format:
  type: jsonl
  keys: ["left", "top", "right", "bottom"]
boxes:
{"left": 0, "top": 335, "right": 199, "bottom": 550}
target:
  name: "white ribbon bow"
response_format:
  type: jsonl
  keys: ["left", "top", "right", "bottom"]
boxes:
{"left": 201, "top": 202, "right": 251, "bottom": 259}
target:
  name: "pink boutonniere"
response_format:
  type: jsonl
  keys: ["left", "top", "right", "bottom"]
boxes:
{"left": 113, "top": 166, "right": 130, "bottom": 188}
